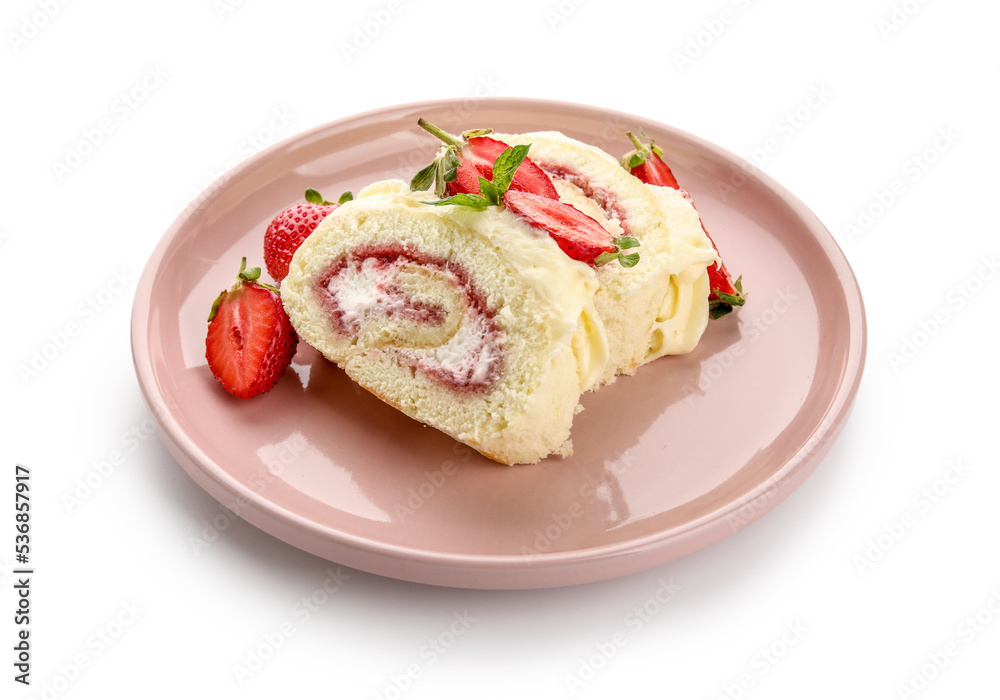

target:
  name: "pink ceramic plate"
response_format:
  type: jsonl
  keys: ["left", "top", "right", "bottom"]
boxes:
{"left": 131, "top": 98, "right": 865, "bottom": 589}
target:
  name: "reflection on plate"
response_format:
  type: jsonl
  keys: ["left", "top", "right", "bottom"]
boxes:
{"left": 131, "top": 98, "right": 865, "bottom": 589}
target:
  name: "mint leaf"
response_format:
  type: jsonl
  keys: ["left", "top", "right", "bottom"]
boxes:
{"left": 490, "top": 144, "right": 530, "bottom": 194}
{"left": 423, "top": 193, "right": 490, "bottom": 211}
{"left": 594, "top": 239, "right": 642, "bottom": 268}
{"left": 614, "top": 236, "right": 640, "bottom": 250}
{"left": 618, "top": 252, "right": 640, "bottom": 268}
{"left": 337, "top": 191, "right": 354, "bottom": 204}
{"left": 478, "top": 177, "right": 502, "bottom": 206}
{"left": 418, "top": 144, "right": 530, "bottom": 213}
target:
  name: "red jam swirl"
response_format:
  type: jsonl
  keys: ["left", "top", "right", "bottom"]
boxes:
{"left": 314, "top": 244, "right": 503, "bottom": 393}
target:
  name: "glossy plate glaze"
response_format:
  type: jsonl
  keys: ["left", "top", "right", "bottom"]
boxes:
{"left": 131, "top": 98, "right": 866, "bottom": 589}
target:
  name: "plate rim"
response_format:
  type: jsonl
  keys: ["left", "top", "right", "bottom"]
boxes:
{"left": 131, "top": 96, "right": 867, "bottom": 589}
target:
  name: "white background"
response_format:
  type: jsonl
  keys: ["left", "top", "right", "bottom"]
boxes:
{"left": 3, "top": 0, "right": 999, "bottom": 698}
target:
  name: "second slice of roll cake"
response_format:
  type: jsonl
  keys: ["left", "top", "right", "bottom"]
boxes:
{"left": 281, "top": 180, "right": 609, "bottom": 465}
{"left": 495, "top": 131, "right": 720, "bottom": 386}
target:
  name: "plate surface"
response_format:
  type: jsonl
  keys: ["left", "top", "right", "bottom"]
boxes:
{"left": 131, "top": 98, "right": 866, "bottom": 589}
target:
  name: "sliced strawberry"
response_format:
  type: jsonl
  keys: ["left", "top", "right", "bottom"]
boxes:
{"left": 451, "top": 135, "right": 560, "bottom": 199}
{"left": 263, "top": 188, "right": 351, "bottom": 283}
{"left": 206, "top": 258, "right": 298, "bottom": 399}
{"left": 424, "top": 144, "right": 641, "bottom": 268}
{"left": 412, "top": 119, "right": 559, "bottom": 199}
{"left": 449, "top": 155, "right": 486, "bottom": 197}
{"left": 676, "top": 187, "right": 744, "bottom": 316}
{"left": 622, "top": 131, "right": 745, "bottom": 318}
{"left": 621, "top": 132, "right": 680, "bottom": 189}
{"left": 503, "top": 190, "right": 616, "bottom": 263}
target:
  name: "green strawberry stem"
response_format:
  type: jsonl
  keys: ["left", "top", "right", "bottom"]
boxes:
{"left": 208, "top": 257, "right": 278, "bottom": 323}
{"left": 621, "top": 131, "right": 665, "bottom": 169}
{"left": 625, "top": 131, "right": 647, "bottom": 152}
{"left": 417, "top": 118, "right": 465, "bottom": 149}
{"left": 417, "top": 119, "right": 493, "bottom": 149}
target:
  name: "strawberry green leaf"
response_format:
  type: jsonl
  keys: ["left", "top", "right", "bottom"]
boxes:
{"left": 304, "top": 188, "right": 335, "bottom": 205}
{"left": 639, "top": 130, "right": 664, "bottom": 158}
{"left": 708, "top": 276, "right": 746, "bottom": 319}
{"left": 209, "top": 257, "right": 277, "bottom": 322}
{"left": 207, "top": 290, "right": 226, "bottom": 323}
{"left": 433, "top": 149, "right": 462, "bottom": 198}
{"left": 337, "top": 191, "right": 354, "bottom": 204}
{"left": 461, "top": 128, "right": 493, "bottom": 139}
{"left": 411, "top": 144, "right": 463, "bottom": 197}
{"left": 238, "top": 264, "right": 262, "bottom": 283}
{"left": 621, "top": 131, "right": 666, "bottom": 171}
{"left": 411, "top": 162, "right": 436, "bottom": 191}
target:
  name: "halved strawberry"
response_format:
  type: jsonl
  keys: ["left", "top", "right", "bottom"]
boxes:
{"left": 622, "top": 131, "right": 745, "bottom": 318}
{"left": 455, "top": 135, "right": 560, "bottom": 198}
{"left": 621, "top": 131, "right": 680, "bottom": 189}
{"left": 676, "top": 187, "right": 746, "bottom": 318}
{"left": 205, "top": 258, "right": 298, "bottom": 399}
{"left": 411, "top": 119, "right": 559, "bottom": 199}
{"left": 263, "top": 188, "right": 352, "bottom": 283}
{"left": 503, "top": 190, "right": 638, "bottom": 267}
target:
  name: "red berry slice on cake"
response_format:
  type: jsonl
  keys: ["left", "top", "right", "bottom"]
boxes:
{"left": 263, "top": 188, "right": 352, "bottom": 283}
{"left": 422, "top": 142, "right": 640, "bottom": 268}
{"left": 503, "top": 190, "right": 638, "bottom": 267}
{"left": 621, "top": 131, "right": 745, "bottom": 318}
{"left": 411, "top": 119, "right": 559, "bottom": 200}
{"left": 205, "top": 258, "right": 298, "bottom": 399}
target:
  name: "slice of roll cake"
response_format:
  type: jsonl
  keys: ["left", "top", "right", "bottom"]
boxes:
{"left": 281, "top": 180, "right": 608, "bottom": 465}
{"left": 494, "top": 132, "right": 719, "bottom": 385}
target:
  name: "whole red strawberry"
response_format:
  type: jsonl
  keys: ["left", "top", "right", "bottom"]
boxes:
{"left": 263, "top": 188, "right": 352, "bottom": 282}
{"left": 205, "top": 258, "right": 298, "bottom": 399}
